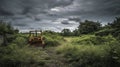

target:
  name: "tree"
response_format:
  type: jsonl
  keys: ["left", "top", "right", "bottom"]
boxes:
{"left": 0, "top": 21, "right": 17, "bottom": 46}
{"left": 73, "top": 29, "right": 80, "bottom": 36}
{"left": 61, "top": 29, "right": 72, "bottom": 36}
{"left": 78, "top": 20, "right": 102, "bottom": 34}
{"left": 110, "top": 17, "right": 120, "bottom": 29}
{"left": 14, "top": 29, "right": 19, "bottom": 34}
{"left": 109, "top": 17, "right": 120, "bottom": 38}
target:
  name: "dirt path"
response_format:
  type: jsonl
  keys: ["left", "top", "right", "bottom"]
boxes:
{"left": 39, "top": 37, "right": 72, "bottom": 67}
{"left": 43, "top": 47, "right": 66, "bottom": 67}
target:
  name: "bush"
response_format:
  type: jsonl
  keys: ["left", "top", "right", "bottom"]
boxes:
{"left": 72, "top": 35, "right": 116, "bottom": 45}
{"left": 95, "top": 29, "right": 114, "bottom": 36}
{"left": 56, "top": 34, "right": 120, "bottom": 67}
{"left": 78, "top": 20, "right": 101, "bottom": 34}
{"left": 0, "top": 44, "right": 49, "bottom": 67}
{"left": 61, "top": 29, "right": 73, "bottom": 36}
{"left": 12, "top": 37, "right": 27, "bottom": 47}
{"left": 57, "top": 44, "right": 110, "bottom": 67}
{"left": 44, "top": 33, "right": 64, "bottom": 47}
{"left": 45, "top": 38, "right": 61, "bottom": 46}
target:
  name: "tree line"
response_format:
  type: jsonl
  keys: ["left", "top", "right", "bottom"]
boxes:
{"left": 61, "top": 17, "right": 120, "bottom": 38}
{"left": 0, "top": 17, "right": 120, "bottom": 45}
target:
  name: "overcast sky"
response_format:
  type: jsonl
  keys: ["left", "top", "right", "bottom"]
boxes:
{"left": 0, "top": 0, "right": 120, "bottom": 32}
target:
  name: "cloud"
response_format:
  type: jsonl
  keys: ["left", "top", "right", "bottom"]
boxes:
{"left": 0, "top": 0, "right": 120, "bottom": 32}
{"left": 57, "top": 0, "right": 120, "bottom": 16}
{"left": 0, "top": 8, "right": 14, "bottom": 16}
{"left": 68, "top": 16, "right": 81, "bottom": 22}
{"left": 61, "top": 20, "right": 70, "bottom": 25}
{"left": 0, "top": 0, "right": 74, "bottom": 15}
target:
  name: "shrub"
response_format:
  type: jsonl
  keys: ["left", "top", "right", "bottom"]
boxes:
{"left": 57, "top": 44, "right": 110, "bottom": 67}
{"left": 56, "top": 35, "right": 120, "bottom": 67}
{"left": 45, "top": 39, "right": 60, "bottom": 46}
{"left": 61, "top": 29, "right": 73, "bottom": 36}
{"left": 95, "top": 29, "right": 114, "bottom": 36}
{"left": 0, "top": 44, "right": 49, "bottom": 67}
{"left": 12, "top": 37, "right": 27, "bottom": 47}
{"left": 44, "top": 34, "right": 64, "bottom": 47}
{"left": 72, "top": 35, "right": 116, "bottom": 45}
{"left": 78, "top": 20, "right": 102, "bottom": 34}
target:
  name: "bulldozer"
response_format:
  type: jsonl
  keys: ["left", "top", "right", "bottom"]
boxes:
{"left": 28, "top": 30, "right": 45, "bottom": 48}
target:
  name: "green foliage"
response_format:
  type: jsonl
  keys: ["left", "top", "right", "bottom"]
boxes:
{"left": 12, "top": 37, "right": 27, "bottom": 47}
{"left": 0, "top": 21, "right": 19, "bottom": 46}
{"left": 0, "top": 44, "right": 49, "bottom": 67}
{"left": 43, "top": 32, "right": 64, "bottom": 47}
{"left": 57, "top": 44, "right": 110, "bottom": 67}
{"left": 95, "top": 29, "right": 114, "bottom": 36}
{"left": 61, "top": 29, "right": 72, "bottom": 36}
{"left": 78, "top": 20, "right": 101, "bottom": 34}
{"left": 72, "top": 29, "right": 80, "bottom": 36}
{"left": 71, "top": 35, "right": 116, "bottom": 45}
{"left": 103, "top": 17, "right": 120, "bottom": 39}
{"left": 0, "top": 21, "right": 14, "bottom": 34}
{"left": 114, "top": 43, "right": 120, "bottom": 64}
{"left": 110, "top": 17, "right": 120, "bottom": 29}
{"left": 0, "top": 17, "right": 120, "bottom": 67}
{"left": 56, "top": 35, "right": 120, "bottom": 67}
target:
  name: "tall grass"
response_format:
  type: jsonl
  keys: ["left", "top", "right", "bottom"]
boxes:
{"left": 72, "top": 35, "right": 116, "bottom": 45}
{"left": 43, "top": 33, "right": 64, "bottom": 47}
{"left": 0, "top": 33, "right": 51, "bottom": 67}
{"left": 57, "top": 44, "right": 110, "bottom": 67}
{"left": 0, "top": 44, "right": 49, "bottom": 67}
{"left": 56, "top": 35, "right": 120, "bottom": 67}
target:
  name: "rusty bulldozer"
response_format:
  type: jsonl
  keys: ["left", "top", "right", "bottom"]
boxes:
{"left": 28, "top": 30, "right": 45, "bottom": 48}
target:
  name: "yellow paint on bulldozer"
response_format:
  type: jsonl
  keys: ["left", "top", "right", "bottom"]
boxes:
{"left": 28, "top": 30, "right": 45, "bottom": 48}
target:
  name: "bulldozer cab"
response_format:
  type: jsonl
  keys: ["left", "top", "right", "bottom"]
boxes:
{"left": 28, "top": 30, "right": 45, "bottom": 48}
{"left": 29, "top": 30, "right": 42, "bottom": 37}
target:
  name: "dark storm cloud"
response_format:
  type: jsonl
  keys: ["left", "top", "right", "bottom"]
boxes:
{"left": 13, "top": 23, "right": 28, "bottom": 26}
{"left": 84, "top": 0, "right": 120, "bottom": 15}
{"left": 0, "top": 0, "right": 120, "bottom": 32}
{"left": 0, "top": 8, "right": 14, "bottom": 15}
{"left": 59, "top": 0, "right": 120, "bottom": 16}
{"left": 61, "top": 20, "right": 70, "bottom": 24}
{"left": 0, "top": 0, "right": 119, "bottom": 18}
{"left": 0, "top": 0, "right": 74, "bottom": 15}
{"left": 68, "top": 16, "right": 81, "bottom": 22}
{"left": 52, "top": 0, "right": 120, "bottom": 25}
{"left": 0, "top": 0, "right": 23, "bottom": 15}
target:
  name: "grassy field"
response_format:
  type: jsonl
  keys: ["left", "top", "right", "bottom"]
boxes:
{"left": 0, "top": 16, "right": 120, "bottom": 67}
{"left": 0, "top": 33, "right": 120, "bottom": 67}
